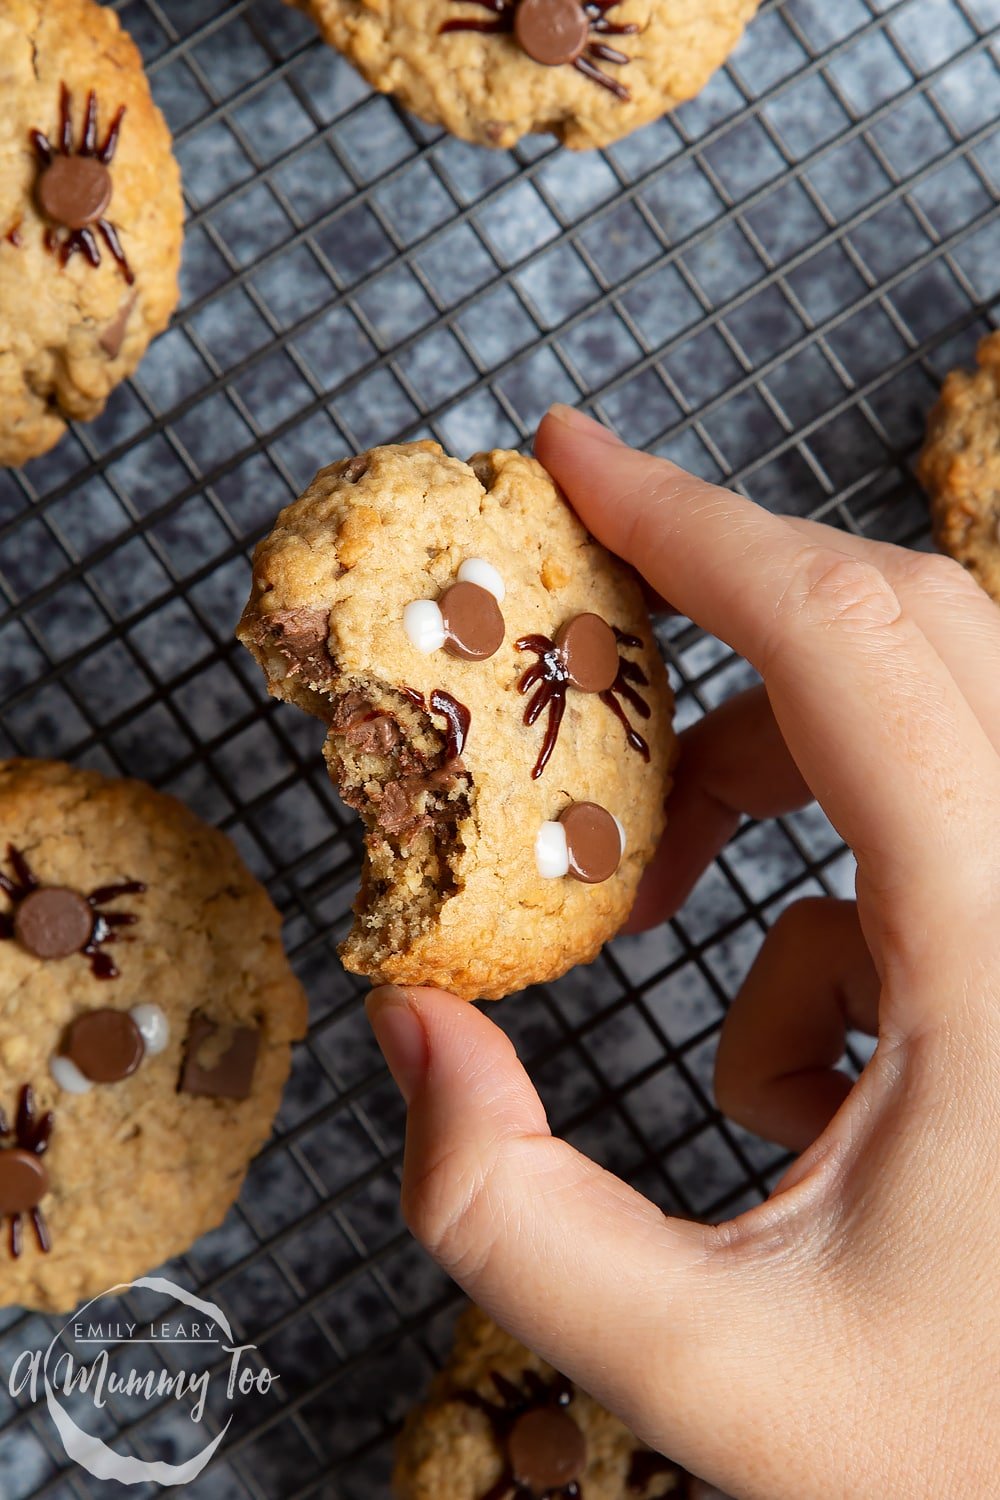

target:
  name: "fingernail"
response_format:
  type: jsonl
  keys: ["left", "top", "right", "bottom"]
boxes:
{"left": 365, "top": 985, "right": 429, "bottom": 1104}
{"left": 545, "top": 404, "right": 625, "bottom": 445}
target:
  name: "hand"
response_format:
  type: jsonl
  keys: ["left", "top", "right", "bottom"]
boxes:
{"left": 366, "top": 407, "right": 1000, "bottom": 1499}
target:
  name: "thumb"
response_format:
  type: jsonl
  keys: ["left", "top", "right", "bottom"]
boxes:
{"left": 366, "top": 984, "right": 824, "bottom": 1492}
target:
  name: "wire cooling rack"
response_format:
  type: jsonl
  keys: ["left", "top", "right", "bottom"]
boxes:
{"left": 0, "top": 0, "right": 998, "bottom": 1494}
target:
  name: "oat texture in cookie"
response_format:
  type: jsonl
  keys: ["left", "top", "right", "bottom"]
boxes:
{"left": 0, "top": 0, "right": 184, "bottom": 467}
{"left": 918, "top": 330, "right": 1000, "bottom": 605}
{"left": 289, "top": 0, "right": 761, "bottom": 150}
{"left": 392, "top": 1304, "right": 687, "bottom": 1499}
{"left": 0, "top": 760, "right": 307, "bottom": 1313}
{"left": 238, "top": 442, "right": 676, "bottom": 1002}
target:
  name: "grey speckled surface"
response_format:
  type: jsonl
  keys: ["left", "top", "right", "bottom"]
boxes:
{"left": 0, "top": 0, "right": 997, "bottom": 1494}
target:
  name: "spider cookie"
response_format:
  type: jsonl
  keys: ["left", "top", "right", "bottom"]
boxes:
{"left": 0, "top": 760, "right": 307, "bottom": 1313}
{"left": 0, "top": 0, "right": 183, "bottom": 468}
{"left": 237, "top": 441, "right": 675, "bottom": 1001}
{"left": 394, "top": 1304, "right": 687, "bottom": 1499}
{"left": 289, "top": 0, "right": 760, "bottom": 150}
{"left": 918, "top": 330, "right": 1000, "bottom": 605}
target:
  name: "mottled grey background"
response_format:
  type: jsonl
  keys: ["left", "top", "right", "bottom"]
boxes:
{"left": 0, "top": 0, "right": 997, "bottom": 1494}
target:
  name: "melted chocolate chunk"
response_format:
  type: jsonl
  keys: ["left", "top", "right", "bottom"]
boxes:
{"left": 508, "top": 1407, "right": 586, "bottom": 1489}
{"left": 560, "top": 801, "right": 622, "bottom": 884}
{"left": 99, "top": 293, "right": 136, "bottom": 357}
{"left": 262, "top": 607, "right": 333, "bottom": 689}
{"left": 441, "top": 0, "right": 637, "bottom": 99}
{"left": 180, "top": 1015, "right": 260, "bottom": 1100}
{"left": 0, "top": 1086, "right": 53, "bottom": 1259}
{"left": 517, "top": 619, "right": 651, "bottom": 778}
{"left": 14, "top": 887, "right": 93, "bottom": 960}
{"left": 515, "top": 0, "right": 589, "bottom": 65}
{"left": 63, "top": 1007, "right": 144, "bottom": 1084}
{"left": 439, "top": 580, "right": 505, "bottom": 661}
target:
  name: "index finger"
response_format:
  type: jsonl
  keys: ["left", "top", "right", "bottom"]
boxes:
{"left": 536, "top": 407, "right": 1000, "bottom": 984}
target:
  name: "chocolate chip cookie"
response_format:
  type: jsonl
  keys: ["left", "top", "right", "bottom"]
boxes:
{"left": 290, "top": 0, "right": 760, "bottom": 150}
{"left": 0, "top": 0, "right": 184, "bottom": 468}
{"left": 393, "top": 1304, "right": 686, "bottom": 1499}
{"left": 918, "top": 330, "right": 1000, "bottom": 605}
{"left": 0, "top": 760, "right": 307, "bottom": 1313}
{"left": 237, "top": 442, "right": 675, "bottom": 1002}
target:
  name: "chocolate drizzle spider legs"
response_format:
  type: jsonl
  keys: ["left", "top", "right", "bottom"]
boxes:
{"left": 0, "top": 844, "right": 145, "bottom": 980}
{"left": 31, "top": 83, "right": 134, "bottom": 283}
{"left": 0, "top": 1087, "right": 54, "bottom": 1260}
{"left": 457, "top": 1367, "right": 587, "bottom": 1500}
{"left": 441, "top": 0, "right": 638, "bottom": 100}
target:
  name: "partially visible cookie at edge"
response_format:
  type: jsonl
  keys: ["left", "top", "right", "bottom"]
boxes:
{"left": 237, "top": 441, "right": 676, "bottom": 1002}
{"left": 918, "top": 329, "right": 1000, "bottom": 604}
{"left": 0, "top": 0, "right": 184, "bottom": 468}
{"left": 289, "top": 0, "right": 760, "bottom": 151}
{"left": 0, "top": 759, "right": 307, "bottom": 1313}
{"left": 393, "top": 1303, "right": 685, "bottom": 1500}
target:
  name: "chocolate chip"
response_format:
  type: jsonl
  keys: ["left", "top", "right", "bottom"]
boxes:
{"left": 14, "top": 887, "right": 93, "bottom": 960}
{"left": 63, "top": 1008, "right": 145, "bottom": 1084}
{"left": 514, "top": 0, "right": 590, "bottom": 66}
{"left": 180, "top": 1015, "right": 260, "bottom": 1100}
{"left": 555, "top": 613, "right": 619, "bottom": 693}
{"left": 439, "top": 581, "right": 505, "bottom": 662}
{"left": 0, "top": 1149, "right": 48, "bottom": 1215}
{"left": 37, "top": 156, "right": 111, "bottom": 230}
{"left": 343, "top": 713, "right": 400, "bottom": 755}
{"left": 507, "top": 1407, "right": 586, "bottom": 1491}
{"left": 99, "top": 293, "right": 135, "bottom": 357}
{"left": 560, "top": 801, "right": 623, "bottom": 884}
{"left": 264, "top": 608, "right": 333, "bottom": 687}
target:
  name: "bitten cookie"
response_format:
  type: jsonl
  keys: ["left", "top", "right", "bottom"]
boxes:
{"left": 237, "top": 442, "right": 675, "bottom": 1002}
{"left": 918, "top": 330, "right": 1000, "bottom": 605}
{"left": 394, "top": 1304, "right": 686, "bottom": 1500}
{"left": 0, "top": 760, "right": 307, "bottom": 1313}
{"left": 0, "top": 0, "right": 184, "bottom": 468}
{"left": 290, "top": 0, "right": 760, "bottom": 151}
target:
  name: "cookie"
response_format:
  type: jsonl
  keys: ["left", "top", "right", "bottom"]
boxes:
{"left": 917, "top": 330, "right": 1000, "bottom": 604}
{"left": 393, "top": 1304, "right": 686, "bottom": 1499}
{"left": 237, "top": 442, "right": 675, "bottom": 1002}
{"left": 0, "top": 760, "right": 307, "bottom": 1313}
{"left": 289, "top": 0, "right": 760, "bottom": 151}
{"left": 0, "top": 0, "right": 184, "bottom": 468}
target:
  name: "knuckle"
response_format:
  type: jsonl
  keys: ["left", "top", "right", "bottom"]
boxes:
{"left": 401, "top": 1140, "right": 502, "bottom": 1283}
{"left": 904, "top": 550, "right": 977, "bottom": 599}
{"left": 778, "top": 548, "right": 902, "bottom": 631}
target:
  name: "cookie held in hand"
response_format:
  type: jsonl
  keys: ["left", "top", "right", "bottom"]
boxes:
{"left": 392, "top": 1304, "right": 686, "bottom": 1499}
{"left": 918, "top": 330, "right": 1000, "bottom": 605}
{"left": 0, "top": 760, "right": 306, "bottom": 1313}
{"left": 238, "top": 442, "right": 675, "bottom": 1001}
{"left": 0, "top": 0, "right": 183, "bottom": 467}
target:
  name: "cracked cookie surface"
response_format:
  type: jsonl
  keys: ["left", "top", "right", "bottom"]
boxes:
{"left": 290, "top": 0, "right": 760, "bottom": 150}
{"left": 237, "top": 442, "right": 675, "bottom": 1002}
{"left": 393, "top": 1304, "right": 685, "bottom": 1499}
{"left": 0, "top": 0, "right": 183, "bottom": 468}
{"left": 0, "top": 760, "right": 307, "bottom": 1313}
{"left": 918, "top": 330, "right": 1000, "bottom": 605}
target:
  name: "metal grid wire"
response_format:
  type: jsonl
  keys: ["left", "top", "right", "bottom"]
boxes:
{"left": 0, "top": 0, "right": 998, "bottom": 1492}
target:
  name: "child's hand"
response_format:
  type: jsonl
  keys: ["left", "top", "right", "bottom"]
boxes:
{"left": 367, "top": 408, "right": 1000, "bottom": 1498}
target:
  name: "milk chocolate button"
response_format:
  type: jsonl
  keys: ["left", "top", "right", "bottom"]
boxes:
{"left": 15, "top": 887, "right": 93, "bottom": 960}
{"left": 560, "top": 801, "right": 623, "bottom": 884}
{"left": 181, "top": 1015, "right": 260, "bottom": 1100}
{"left": 508, "top": 1407, "right": 586, "bottom": 1491}
{"left": 37, "top": 156, "right": 112, "bottom": 230}
{"left": 439, "top": 580, "right": 505, "bottom": 662}
{"left": 64, "top": 1008, "right": 145, "bottom": 1084}
{"left": 555, "top": 613, "right": 619, "bottom": 693}
{"left": 0, "top": 1149, "right": 48, "bottom": 1215}
{"left": 514, "top": 0, "right": 590, "bottom": 65}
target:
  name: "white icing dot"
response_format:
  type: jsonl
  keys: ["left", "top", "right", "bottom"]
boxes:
{"left": 613, "top": 815, "right": 626, "bottom": 857}
{"left": 457, "top": 557, "right": 505, "bottom": 603}
{"left": 50, "top": 1055, "right": 92, "bottom": 1095}
{"left": 130, "top": 1003, "right": 170, "bottom": 1056}
{"left": 535, "top": 820, "right": 570, "bottom": 879}
{"left": 403, "top": 599, "right": 446, "bottom": 654}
